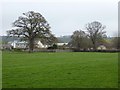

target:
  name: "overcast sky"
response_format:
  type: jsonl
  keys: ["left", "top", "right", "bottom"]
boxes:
{"left": 0, "top": 0, "right": 119, "bottom": 37}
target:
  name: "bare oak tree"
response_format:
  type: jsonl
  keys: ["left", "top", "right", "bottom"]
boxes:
{"left": 7, "top": 11, "right": 56, "bottom": 52}
{"left": 86, "top": 21, "right": 106, "bottom": 50}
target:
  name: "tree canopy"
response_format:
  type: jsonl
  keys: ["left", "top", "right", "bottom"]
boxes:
{"left": 86, "top": 21, "right": 106, "bottom": 50}
{"left": 7, "top": 11, "right": 57, "bottom": 52}
{"left": 69, "top": 30, "right": 90, "bottom": 50}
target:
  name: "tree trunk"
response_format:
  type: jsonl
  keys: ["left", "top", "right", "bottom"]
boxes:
{"left": 91, "top": 37, "right": 97, "bottom": 51}
{"left": 29, "top": 38, "right": 34, "bottom": 53}
{"left": 93, "top": 42, "right": 97, "bottom": 51}
{"left": 77, "top": 43, "right": 80, "bottom": 50}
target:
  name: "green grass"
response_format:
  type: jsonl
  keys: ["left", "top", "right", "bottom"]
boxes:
{"left": 2, "top": 51, "right": 118, "bottom": 88}
{"left": 0, "top": 51, "right": 2, "bottom": 89}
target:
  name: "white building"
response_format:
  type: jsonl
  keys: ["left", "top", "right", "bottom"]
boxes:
{"left": 56, "top": 43, "right": 68, "bottom": 46}
{"left": 97, "top": 45, "right": 107, "bottom": 50}
{"left": 8, "top": 40, "right": 47, "bottom": 49}
{"left": 9, "top": 41, "right": 28, "bottom": 49}
{"left": 35, "top": 41, "right": 48, "bottom": 48}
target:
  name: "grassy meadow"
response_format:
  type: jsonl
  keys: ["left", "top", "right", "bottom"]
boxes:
{"left": 2, "top": 51, "right": 118, "bottom": 88}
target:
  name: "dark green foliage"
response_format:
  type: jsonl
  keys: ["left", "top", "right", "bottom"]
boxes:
{"left": 52, "top": 43, "right": 58, "bottom": 49}
{"left": 13, "top": 48, "right": 22, "bottom": 52}
{"left": 47, "top": 43, "right": 58, "bottom": 49}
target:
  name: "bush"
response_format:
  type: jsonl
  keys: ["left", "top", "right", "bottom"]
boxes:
{"left": 13, "top": 48, "right": 22, "bottom": 52}
{"left": 52, "top": 44, "right": 58, "bottom": 49}
{"left": 47, "top": 44, "right": 58, "bottom": 49}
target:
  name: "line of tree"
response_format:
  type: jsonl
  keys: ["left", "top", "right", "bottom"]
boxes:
{"left": 69, "top": 21, "right": 107, "bottom": 51}
{"left": 7, "top": 11, "right": 119, "bottom": 52}
{"left": 7, "top": 11, "right": 57, "bottom": 53}
{"left": 68, "top": 30, "right": 92, "bottom": 50}
{"left": 112, "top": 37, "right": 120, "bottom": 49}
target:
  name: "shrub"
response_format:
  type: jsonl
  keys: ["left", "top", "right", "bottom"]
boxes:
{"left": 47, "top": 44, "right": 58, "bottom": 49}
{"left": 13, "top": 48, "right": 22, "bottom": 52}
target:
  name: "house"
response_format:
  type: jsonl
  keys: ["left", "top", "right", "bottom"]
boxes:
{"left": 35, "top": 40, "right": 48, "bottom": 48}
{"left": 8, "top": 40, "right": 48, "bottom": 49}
{"left": 56, "top": 43, "right": 68, "bottom": 46}
{"left": 97, "top": 45, "right": 107, "bottom": 50}
{"left": 8, "top": 41, "right": 27, "bottom": 49}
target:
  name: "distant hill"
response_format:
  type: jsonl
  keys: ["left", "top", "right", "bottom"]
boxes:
{"left": 57, "top": 35, "right": 71, "bottom": 43}
{"left": 0, "top": 35, "right": 116, "bottom": 44}
{"left": 0, "top": 35, "right": 72, "bottom": 43}
{"left": 0, "top": 36, "right": 20, "bottom": 43}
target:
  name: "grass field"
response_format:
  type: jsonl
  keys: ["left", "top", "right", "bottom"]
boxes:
{"left": 2, "top": 51, "right": 118, "bottom": 88}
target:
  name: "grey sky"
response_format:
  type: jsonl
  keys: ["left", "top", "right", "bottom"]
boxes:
{"left": 1, "top": 0, "right": 119, "bottom": 37}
